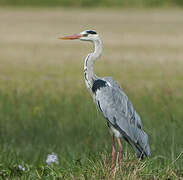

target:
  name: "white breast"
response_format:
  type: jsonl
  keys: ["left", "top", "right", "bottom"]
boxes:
{"left": 109, "top": 124, "right": 121, "bottom": 138}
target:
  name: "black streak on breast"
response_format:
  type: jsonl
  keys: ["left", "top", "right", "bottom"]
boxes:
{"left": 85, "top": 55, "right": 89, "bottom": 66}
{"left": 92, "top": 79, "right": 107, "bottom": 93}
{"left": 84, "top": 72, "right": 87, "bottom": 81}
{"left": 97, "top": 100, "right": 103, "bottom": 113}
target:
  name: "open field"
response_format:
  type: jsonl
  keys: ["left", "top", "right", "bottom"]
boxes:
{"left": 0, "top": 0, "right": 183, "bottom": 8}
{"left": 0, "top": 8, "right": 183, "bottom": 179}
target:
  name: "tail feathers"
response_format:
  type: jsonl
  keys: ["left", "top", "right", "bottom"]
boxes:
{"left": 131, "top": 130, "right": 151, "bottom": 159}
{"left": 130, "top": 143, "right": 144, "bottom": 159}
{"left": 113, "top": 122, "right": 151, "bottom": 159}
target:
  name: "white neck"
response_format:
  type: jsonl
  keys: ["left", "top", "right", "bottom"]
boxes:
{"left": 84, "top": 37, "right": 102, "bottom": 91}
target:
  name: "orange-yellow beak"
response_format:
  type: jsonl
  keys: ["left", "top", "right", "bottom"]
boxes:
{"left": 59, "top": 34, "right": 83, "bottom": 40}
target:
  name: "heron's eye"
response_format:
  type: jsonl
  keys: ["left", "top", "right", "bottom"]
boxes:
{"left": 83, "top": 34, "right": 88, "bottom": 37}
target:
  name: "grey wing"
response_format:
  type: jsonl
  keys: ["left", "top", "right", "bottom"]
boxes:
{"left": 95, "top": 77, "right": 151, "bottom": 158}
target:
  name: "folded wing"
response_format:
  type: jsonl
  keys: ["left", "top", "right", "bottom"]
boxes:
{"left": 94, "top": 77, "right": 151, "bottom": 158}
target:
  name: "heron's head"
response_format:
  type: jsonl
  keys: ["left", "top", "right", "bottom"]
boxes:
{"left": 60, "top": 30, "right": 99, "bottom": 42}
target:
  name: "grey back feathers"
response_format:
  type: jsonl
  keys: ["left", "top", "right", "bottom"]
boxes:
{"left": 92, "top": 77, "right": 151, "bottom": 158}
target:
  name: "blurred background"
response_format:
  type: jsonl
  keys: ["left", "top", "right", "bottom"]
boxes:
{"left": 0, "top": 0, "right": 183, "bottom": 7}
{"left": 0, "top": 0, "right": 183, "bottom": 178}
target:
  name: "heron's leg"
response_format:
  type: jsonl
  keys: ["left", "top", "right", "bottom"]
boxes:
{"left": 117, "top": 137, "right": 122, "bottom": 169}
{"left": 112, "top": 135, "right": 116, "bottom": 171}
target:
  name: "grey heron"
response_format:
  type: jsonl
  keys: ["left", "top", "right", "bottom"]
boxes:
{"left": 60, "top": 30, "right": 151, "bottom": 170}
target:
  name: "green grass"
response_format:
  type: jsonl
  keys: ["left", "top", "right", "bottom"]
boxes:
{"left": 0, "top": 90, "right": 183, "bottom": 179}
{"left": 0, "top": 8, "right": 183, "bottom": 179}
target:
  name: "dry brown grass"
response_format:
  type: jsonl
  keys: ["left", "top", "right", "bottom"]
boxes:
{"left": 0, "top": 8, "right": 183, "bottom": 95}
{"left": 0, "top": 9, "right": 182, "bottom": 102}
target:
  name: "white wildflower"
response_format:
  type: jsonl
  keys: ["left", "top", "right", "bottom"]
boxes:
{"left": 46, "top": 152, "right": 59, "bottom": 165}
{"left": 18, "top": 165, "right": 25, "bottom": 171}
